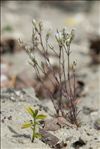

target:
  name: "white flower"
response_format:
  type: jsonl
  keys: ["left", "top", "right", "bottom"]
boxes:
{"left": 66, "top": 29, "right": 75, "bottom": 46}
{"left": 55, "top": 31, "right": 62, "bottom": 41}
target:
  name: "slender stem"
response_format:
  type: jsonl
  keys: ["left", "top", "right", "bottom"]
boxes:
{"left": 38, "top": 31, "right": 60, "bottom": 87}
{"left": 34, "top": 65, "right": 59, "bottom": 114}
{"left": 36, "top": 27, "right": 60, "bottom": 88}
{"left": 29, "top": 56, "right": 59, "bottom": 115}
{"left": 67, "top": 45, "right": 73, "bottom": 97}
{"left": 38, "top": 31, "right": 45, "bottom": 52}
{"left": 37, "top": 63, "right": 58, "bottom": 89}
{"left": 73, "top": 69, "right": 76, "bottom": 98}
{"left": 46, "top": 58, "right": 60, "bottom": 86}
{"left": 32, "top": 117, "right": 36, "bottom": 142}
{"left": 62, "top": 47, "right": 69, "bottom": 97}
{"left": 58, "top": 46, "right": 62, "bottom": 115}
{"left": 48, "top": 44, "right": 59, "bottom": 57}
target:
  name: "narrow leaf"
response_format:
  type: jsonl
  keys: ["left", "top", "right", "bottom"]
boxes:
{"left": 34, "top": 133, "right": 42, "bottom": 138}
{"left": 36, "top": 114, "right": 46, "bottom": 120}
{"left": 22, "top": 122, "right": 32, "bottom": 129}
{"left": 34, "top": 109, "right": 38, "bottom": 117}
{"left": 26, "top": 107, "right": 35, "bottom": 117}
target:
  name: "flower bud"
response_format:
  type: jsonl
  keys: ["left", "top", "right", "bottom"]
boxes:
{"left": 55, "top": 32, "right": 62, "bottom": 41}
{"left": 32, "top": 19, "right": 36, "bottom": 26}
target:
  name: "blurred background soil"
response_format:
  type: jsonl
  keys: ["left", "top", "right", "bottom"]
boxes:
{"left": 1, "top": 0, "right": 100, "bottom": 87}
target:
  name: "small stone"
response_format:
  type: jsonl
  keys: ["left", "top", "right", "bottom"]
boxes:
{"left": 4, "top": 116, "right": 6, "bottom": 119}
{"left": 10, "top": 96, "right": 16, "bottom": 102}
{"left": 94, "top": 118, "right": 100, "bottom": 130}
{"left": 72, "top": 138, "right": 86, "bottom": 148}
{"left": 83, "top": 106, "right": 97, "bottom": 115}
{"left": 8, "top": 116, "right": 12, "bottom": 120}
{"left": 2, "top": 119, "right": 5, "bottom": 123}
{"left": 15, "top": 91, "right": 21, "bottom": 96}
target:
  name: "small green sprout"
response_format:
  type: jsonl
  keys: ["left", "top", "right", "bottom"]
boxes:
{"left": 22, "top": 107, "right": 46, "bottom": 142}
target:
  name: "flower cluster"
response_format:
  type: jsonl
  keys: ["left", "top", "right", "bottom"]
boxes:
{"left": 55, "top": 28, "right": 74, "bottom": 47}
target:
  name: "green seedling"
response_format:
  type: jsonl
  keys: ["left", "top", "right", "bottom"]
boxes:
{"left": 22, "top": 107, "right": 46, "bottom": 142}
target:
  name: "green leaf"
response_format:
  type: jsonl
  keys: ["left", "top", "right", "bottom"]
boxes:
{"left": 34, "top": 133, "right": 42, "bottom": 138}
{"left": 22, "top": 121, "right": 32, "bottom": 129}
{"left": 34, "top": 109, "right": 38, "bottom": 117}
{"left": 26, "top": 107, "right": 35, "bottom": 118}
{"left": 36, "top": 114, "right": 46, "bottom": 120}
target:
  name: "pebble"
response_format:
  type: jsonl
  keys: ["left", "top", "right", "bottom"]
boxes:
{"left": 15, "top": 91, "right": 21, "bottom": 96}
{"left": 8, "top": 115, "right": 12, "bottom": 120}
{"left": 83, "top": 106, "right": 97, "bottom": 115}
{"left": 94, "top": 118, "right": 100, "bottom": 130}
{"left": 72, "top": 138, "right": 86, "bottom": 148}
{"left": 10, "top": 96, "right": 16, "bottom": 102}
